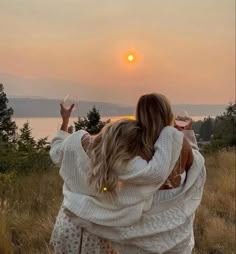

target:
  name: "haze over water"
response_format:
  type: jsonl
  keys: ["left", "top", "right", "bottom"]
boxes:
{"left": 14, "top": 116, "right": 210, "bottom": 141}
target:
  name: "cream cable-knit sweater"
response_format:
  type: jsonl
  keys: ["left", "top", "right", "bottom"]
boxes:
{"left": 76, "top": 148, "right": 206, "bottom": 254}
{"left": 50, "top": 127, "right": 206, "bottom": 253}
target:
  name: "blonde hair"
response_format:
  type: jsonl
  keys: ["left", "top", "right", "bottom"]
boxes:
{"left": 88, "top": 119, "right": 142, "bottom": 196}
{"left": 136, "top": 93, "right": 174, "bottom": 160}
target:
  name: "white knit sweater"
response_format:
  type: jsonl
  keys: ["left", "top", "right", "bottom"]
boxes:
{"left": 50, "top": 126, "right": 183, "bottom": 226}
{"left": 50, "top": 127, "right": 206, "bottom": 253}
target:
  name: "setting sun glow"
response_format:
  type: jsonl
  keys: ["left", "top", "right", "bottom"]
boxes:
{"left": 127, "top": 54, "right": 135, "bottom": 63}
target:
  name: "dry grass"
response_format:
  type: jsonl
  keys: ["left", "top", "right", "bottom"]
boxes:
{"left": 0, "top": 169, "right": 63, "bottom": 254}
{"left": 193, "top": 150, "right": 235, "bottom": 254}
{"left": 0, "top": 150, "right": 235, "bottom": 254}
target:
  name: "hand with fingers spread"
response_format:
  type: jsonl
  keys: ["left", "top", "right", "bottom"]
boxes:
{"left": 60, "top": 103, "right": 75, "bottom": 132}
{"left": 60, "top": 103, "right": 75, "bottom": 121}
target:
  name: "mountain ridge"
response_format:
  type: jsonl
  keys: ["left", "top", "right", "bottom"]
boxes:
{"left": 8, "top": 97, "right": 227, "bottom": 118}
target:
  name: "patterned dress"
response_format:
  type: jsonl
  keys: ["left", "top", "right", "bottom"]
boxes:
{"left": 50, "top": 206, "right": 119, "bottom": 254}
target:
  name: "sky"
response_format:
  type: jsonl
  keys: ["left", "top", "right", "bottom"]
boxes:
{"left": 0, "top": 0, "right": 235, "bottom": 105}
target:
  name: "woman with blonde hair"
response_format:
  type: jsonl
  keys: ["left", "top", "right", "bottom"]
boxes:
{"left": 50, "top": 118, "right": 146, "bottom": 253}
{"left": 50, "top": 93, "right": 205, "bottom": 254}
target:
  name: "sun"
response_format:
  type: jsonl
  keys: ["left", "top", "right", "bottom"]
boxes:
{"left": 127, "top": 54, "right": 135, "bottom": 63}
{"left": 122, "top": 51, "right": 138, "bottom": 65}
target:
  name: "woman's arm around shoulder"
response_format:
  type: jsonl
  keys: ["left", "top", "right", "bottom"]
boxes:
{"left": 182, "top": 136, "right": 194, "bottom": 172}
{"left": 122, "top": 126, "right": 184, "bottom": 185}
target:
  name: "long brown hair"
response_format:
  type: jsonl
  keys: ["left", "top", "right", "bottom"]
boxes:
{"left": 88, "top": 119, "right": 142, "bottom": 196}
{"left": 136, "top": 93, "right": 174, "bottom": 160}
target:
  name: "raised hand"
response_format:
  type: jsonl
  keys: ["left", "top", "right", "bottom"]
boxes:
{"left": 174, "top": 119, "right": 193, "bottom": 131}
{"left": 183, "top": 119, "right": 193, "bottom": 130}
{"left": 60, "top": 103, "right": 75, "bottom": 121}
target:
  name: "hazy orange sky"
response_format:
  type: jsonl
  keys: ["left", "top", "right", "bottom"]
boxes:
{"left": 0, "top": 0, "right": 235, "bottom": 105}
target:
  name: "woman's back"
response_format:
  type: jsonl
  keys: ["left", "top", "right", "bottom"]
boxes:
{"left": 50, "top": 124, "right": 187, "bottom": 227}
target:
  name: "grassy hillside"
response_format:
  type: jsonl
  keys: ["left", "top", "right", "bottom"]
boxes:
{"left": 193, "top": 150, "right": 235, "bottom": 254}
{"left": 0, "top": 151, "right": 235, "bottom": 254}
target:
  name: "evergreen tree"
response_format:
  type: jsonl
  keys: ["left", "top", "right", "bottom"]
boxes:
{"left": 192, "top": 120, "right": 203, "bottom": 135}
{"left": 74, "top": 106, "right": 108, "bottom": 134}
{"left": 0, "top": 84, "right": 17, "bottom": 142}
{"left": 200, "top": 117, "right": 214, "bottom": 141}
{"left": 74, "top": 116, "right": 88, "bottom": 132}
{"left": 0, "top": 140, "right": 16, "bottom": 172}
{"left": 36, "top": 137, "right": 50, "bottom": 152}
{"left": 86, "top": 106, "right": 106, "bottom": 134}
{"left": 17, "top": 122, "right": 36, "bottom": 152}
{"left": 225, "top": 103, "right": 236, "bottom": 118}
{"left": 213, "top": 102, "right": 236, "bottom": 146}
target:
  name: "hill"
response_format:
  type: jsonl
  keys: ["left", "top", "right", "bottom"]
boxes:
{"left": 8, "top": 97, "right": 226, "bottom": 118}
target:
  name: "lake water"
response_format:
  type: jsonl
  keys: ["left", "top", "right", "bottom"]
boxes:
{"left": 14, "top": 116, "right": 207, "bottom": 141}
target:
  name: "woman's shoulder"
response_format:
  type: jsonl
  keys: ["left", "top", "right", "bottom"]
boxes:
{"left": 68, "top": 130, "right": 88, "bottom": 140}
{"left": 152, "top": 126, "right": 184, "bottom": 149}
{"left": 161, "top": 126, "right": 184, "bottom": 137}
{"left": 64, "top": 130, "right": 89, "bottom": 150}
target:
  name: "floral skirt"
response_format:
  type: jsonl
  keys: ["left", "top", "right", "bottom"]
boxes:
{"left": 50, "top": 206, "right": 119, "bottom": 254}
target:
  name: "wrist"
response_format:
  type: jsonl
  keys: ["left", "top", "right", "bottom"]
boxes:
{"left": 60, "top": 119, "right": 69, "bottom": 132}
{"left": 62, "top": 118, "right": 69, "bottom": 124}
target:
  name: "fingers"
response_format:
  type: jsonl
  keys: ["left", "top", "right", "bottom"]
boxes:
{"left": 60, "top": 103, "right": 74, "bottom": 111}
{"left": 69, "top": 104, "right": 75, "bottom": 111}
{"left": 174, "top": 124, "right": 183, "bottom": 131}
{"left": 184, "top": 120, "right": 193, "bottom": 130}
{"left": 60, "top": 103, "right": 66, "bottom": 111}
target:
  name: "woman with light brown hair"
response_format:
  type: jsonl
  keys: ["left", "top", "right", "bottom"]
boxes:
{"left": 50, "top": 93, "right": 205, "bottom": 254}
{"left": 136, "top": 93, "right": 175, "bottom": 158}
{"left": 136, "top": 93, "right": 194, "bottom": 189}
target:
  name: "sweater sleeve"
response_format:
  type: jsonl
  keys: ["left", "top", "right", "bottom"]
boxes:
{"left": 49, "top": 130, "right": 70, "bottom": 167}
{"left": 182, "top": 130, "right": 199, "bottom": 150}
{"left": 120, "top": 126, "right": 184, "bottom": 185}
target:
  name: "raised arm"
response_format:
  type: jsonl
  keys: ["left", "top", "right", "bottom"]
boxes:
{"left": 175, "top": 119, "right": 199, "bottom": 150}
{"left": 49, "top": 130, "right": 70, "bottom": 166}
{"left": 160, "top": 121, "right": 197, "bottom": 189}
{"left": 49, "top": 103, "right": 74, "bottom": 166}
{"left": 182, "top": 130, "right": 199, "bottom": 150}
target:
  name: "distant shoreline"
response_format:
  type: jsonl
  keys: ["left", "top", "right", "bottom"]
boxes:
{"left": 13, "top": 115, "right": 214, "bottom": 121}
{"left": 9, "top": 97, "right": 226, "bottom": 119}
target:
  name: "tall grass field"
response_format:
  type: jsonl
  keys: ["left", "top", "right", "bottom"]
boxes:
{"left": 0, "top": 150, "right": 235, "bottom": 254}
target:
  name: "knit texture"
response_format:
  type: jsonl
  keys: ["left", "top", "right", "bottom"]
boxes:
{"left": 50, "top": 126, "right": 183, "bottom": 226}
{"left": 50, "top": 127, "right": 206, "bottom": 253}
